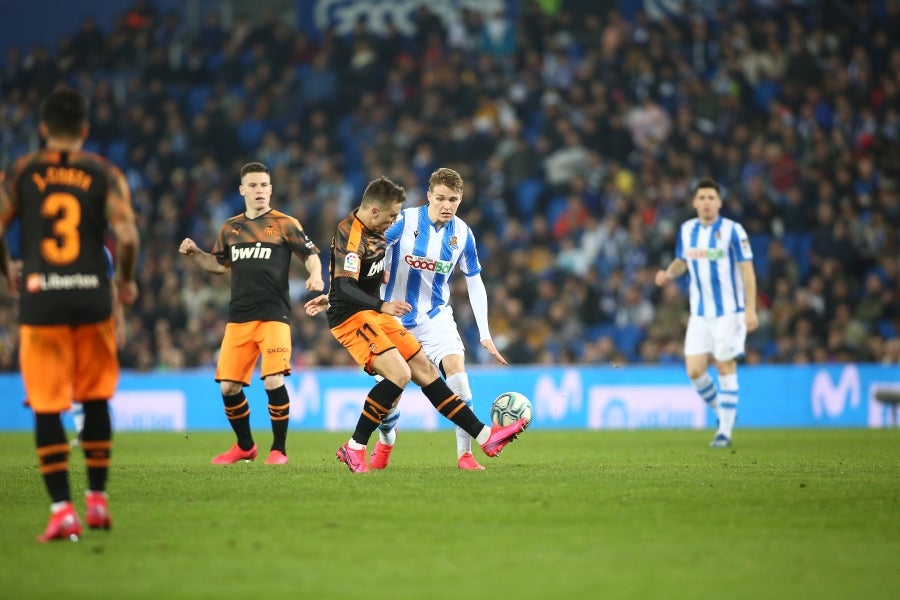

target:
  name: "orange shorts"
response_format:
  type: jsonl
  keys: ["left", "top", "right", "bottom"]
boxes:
{"left": 215, "top": 320, "right": 291, "bottom": 385}
{"left": 20, "top": 318, "right": 119, "bottom": 414}
{"left": 330, "top": 311, "right": 421, "bottom": 375}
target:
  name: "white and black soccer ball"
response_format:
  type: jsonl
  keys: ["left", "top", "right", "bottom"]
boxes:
{"left": 490, "top": 391, "right": 533, "bottom": 427}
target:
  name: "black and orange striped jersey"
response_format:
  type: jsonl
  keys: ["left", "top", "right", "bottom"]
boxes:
{"left": 211, "top": 209, "right": 319, "bottom": 323}
{"left": 326, "top": 209, "right": 387, "bottom": 328}
{"left": 0, "top": 149, "right": 134, "bottom": 325}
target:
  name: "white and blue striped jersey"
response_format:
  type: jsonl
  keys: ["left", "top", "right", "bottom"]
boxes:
{"left": 383, "top": 206, "right": 482, "bottom": 329}
{"left": 675, "top": 216, "right": 753, "bottom": 317}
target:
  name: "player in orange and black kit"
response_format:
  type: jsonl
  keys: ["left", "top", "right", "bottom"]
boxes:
{"left": 303, "top": 176, "right": 526, "bottom": 473}
{"left": 179, "top": 162, "right": 323, "bottom": 465}
{"left": 0, "top": 87, "right": 140, "bottom": 542}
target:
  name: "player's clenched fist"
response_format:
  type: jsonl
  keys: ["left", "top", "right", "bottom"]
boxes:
{"left": 179, "top": 238, "right": 198, "bottom": 255}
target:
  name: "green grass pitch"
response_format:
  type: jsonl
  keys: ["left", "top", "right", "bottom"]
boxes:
{"left": 1, "top": 429, "right": 898, "bottom": 599}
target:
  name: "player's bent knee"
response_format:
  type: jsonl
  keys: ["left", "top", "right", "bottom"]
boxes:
{"left": 219, "top": 381, "right": 243, "bottom": 396}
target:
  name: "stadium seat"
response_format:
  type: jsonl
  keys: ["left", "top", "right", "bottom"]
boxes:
{"left": 186, "top": 85, "right": 212, "bottom": 118}
{"left": 236, "top": 119, "right": 266, "bottom": 149}
{"left": 587, "top": 324, "right": 615, "bottom": 342}
{"left": 782, "top": 233, "right": 812, "bottom": 279}
{"left": 107, "top": 139, "right": 129, "bottom": 168}
{"left": 82, "top": 140, "right": 104, "bottom": 155}
{"left": 514, "top": 178, "right": 544, "bottom": 219}
{"left": 877, "top": 320, "right": 896, "bottom": 340}
{"left": 613, "top": 325, "right": 644, "bottom": 362}
{"left": 749, "top": 233, "right": 771, "bottom": 280}
{"left": 546, "top": 195, "right": 569, "bottom": 225}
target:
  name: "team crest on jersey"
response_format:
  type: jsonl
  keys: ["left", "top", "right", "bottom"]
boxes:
{"left": 265, "top": 226, "right": 275, "bottom": 236}
{"left": 344, "top": 252, "right": 360, "bottom": 273}
{"left": 449, "top": 236, "right": 458, "bottom": 248}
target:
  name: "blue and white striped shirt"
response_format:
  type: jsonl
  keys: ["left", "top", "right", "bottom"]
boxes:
{"left": 383, "top": 206, "right": 481, "bottom": 328}
{"left": 675, "top": 216, "right": 753, "bottom": 317}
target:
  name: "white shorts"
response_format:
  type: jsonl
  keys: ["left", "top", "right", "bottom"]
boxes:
{"left": 684, "top": 313, "right": 747, "bottom": 361}
{"left": 408, "top": 308, "right": 465, "bottom": 370}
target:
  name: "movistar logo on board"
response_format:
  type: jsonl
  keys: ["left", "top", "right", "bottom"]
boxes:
{"left": 231, "top": 242, "right": 272, "bottom": 261}
{"left": 405, "top": 254, "right": 452, "bottom": 274}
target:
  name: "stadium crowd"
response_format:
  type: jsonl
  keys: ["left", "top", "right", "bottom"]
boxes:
{"left": 0, "top": 0, "right": 898, "bottom": 372}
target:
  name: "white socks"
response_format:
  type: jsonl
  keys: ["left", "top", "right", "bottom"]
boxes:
{"left": 446, "top": 372, "right": 474, "bottom": 457}
{"left": 717, "top": 373, "right": 738, "bottom": 438}
{"left": 475, "top": 426, "right": 491, "bottom": 445}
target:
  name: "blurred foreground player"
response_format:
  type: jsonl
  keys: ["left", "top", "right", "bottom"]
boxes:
{"left": 0, "top": 87, "right": 140, "bottom": 541}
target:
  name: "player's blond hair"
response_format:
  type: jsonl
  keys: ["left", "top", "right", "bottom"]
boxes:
{"left": 429, "top": 167, "right": 464, "bottom": 194}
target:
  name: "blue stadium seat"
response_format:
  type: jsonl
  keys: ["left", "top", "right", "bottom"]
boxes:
{"left": 82, "top": 140, "right": 104, "bottom": 155}
{"left": 236, "top": 119, "right": 266, "bottom": 149}
{"left": 514, "top": 178, "right": 544, "bottom": 219}
{"left": 546, "top": 195, "right": 569, "bottom": 225}
{"left": 782, "top": 233, "right": 812, "bottom": 279}
{"left": 186, "top": 85, "right": 212, "bottom": 118}
{"left": 613, "top": 325, "right": 645, "bottom": 362}
{"left": 877, "top": 320, "right": 896, "bottom": 340}
{"left": 107, "top": 139, "right": 129, "bottom": 168}
{"left": 749, "top": 233, "right": 771, "bottom": 280}
{"left": 587, "top": 324, "right": 616, "bottom": 342}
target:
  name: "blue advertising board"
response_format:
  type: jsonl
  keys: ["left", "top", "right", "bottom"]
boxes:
{"left": 1, "top": 364, "right": 898, "bottom": 431}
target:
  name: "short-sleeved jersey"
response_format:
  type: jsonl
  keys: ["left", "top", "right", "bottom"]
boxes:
{"left": 675, "top": 216, "right": 753, "bottom": 317}
{"left": 325, "top": 209, "right": 387, "bottom": 328}
{"left": 382, "top": 206, "right": 481, "bottom": 328}
{"left": 0, "top": 149, "right": 134, "bottom": 325}
{"left": 211, "top": 209, "right": 318, "bottom": 323}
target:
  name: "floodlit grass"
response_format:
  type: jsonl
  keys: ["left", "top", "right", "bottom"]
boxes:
{"left": 1, "top": 429, "right": 898, "bottom": 599}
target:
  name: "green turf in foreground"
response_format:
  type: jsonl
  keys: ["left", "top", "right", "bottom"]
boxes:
{"left": 0, "top": 429, "right": 898, "bottom": 599}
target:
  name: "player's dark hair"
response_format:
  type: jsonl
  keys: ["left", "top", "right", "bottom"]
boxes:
{"left": 240, "top": 162, "right": 269, "bottom": 179}
{"left": 429, "top": 167, "right": 464, "bottom": 194}
{"left": 40, "top": 87, "right": 88, "bottom": 138}
{"left": 692, "top": 177, "right": 721, "bottom": 197}
{"left": 362, "top": 176, "right": 406, "bottom": 207}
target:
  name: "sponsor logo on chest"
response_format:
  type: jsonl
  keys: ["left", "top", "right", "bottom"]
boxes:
{"left": 366, "top": 259, "right": 385, "bottom": 277}
{"left": 231, "top": 242, "right": 272, "bottom": 262}
{"left": 686, "top": 247, "right": 725, "bottom": 261}
{"left": 405, "top": 254, "right": 453, "bottom": 274}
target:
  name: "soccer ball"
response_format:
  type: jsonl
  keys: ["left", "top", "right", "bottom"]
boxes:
{"left": 490, "top": 391, "right": 533, "bottom": 427}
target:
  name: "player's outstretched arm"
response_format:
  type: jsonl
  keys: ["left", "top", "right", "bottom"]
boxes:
{"left": 179, "top": 238, "right": 227, "bottom": 274}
